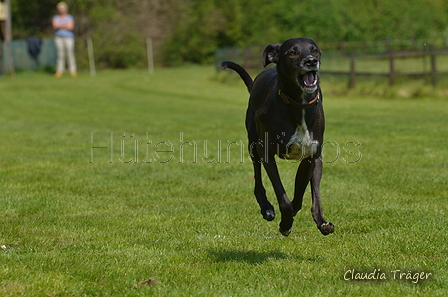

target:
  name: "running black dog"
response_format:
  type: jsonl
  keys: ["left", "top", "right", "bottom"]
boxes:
{"left": 222, "top": 38, "right": 334, "bottom": 236}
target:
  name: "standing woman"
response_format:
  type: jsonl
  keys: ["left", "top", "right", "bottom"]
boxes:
{"left": 52, "top": 2, "right": 77, "bottom": 77}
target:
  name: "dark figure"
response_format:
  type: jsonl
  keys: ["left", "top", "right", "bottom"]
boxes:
{"left": 222, "top": 38, "right": 334, "bottom": 236}
{"left": 26, "top": 36, "right": 42, "bottom": 66}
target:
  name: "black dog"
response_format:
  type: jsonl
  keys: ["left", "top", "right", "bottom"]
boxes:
{"left": 222, "top": 38, "right": 334, "bottom": 236}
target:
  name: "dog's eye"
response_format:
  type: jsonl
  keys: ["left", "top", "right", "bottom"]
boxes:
{"left": 311, "top": 48, "right": 319, "bottom": 55}
{"left": 289, "top": 51, "right": 298, "bottom": 57}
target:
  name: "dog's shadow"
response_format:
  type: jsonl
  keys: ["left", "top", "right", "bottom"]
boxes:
{"left": 208, "top": 249, "right": 291, "bottom": 265}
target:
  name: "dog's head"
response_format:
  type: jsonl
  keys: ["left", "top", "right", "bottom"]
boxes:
{"left": 263, "top": 38, "right": 321, "bottom": 94}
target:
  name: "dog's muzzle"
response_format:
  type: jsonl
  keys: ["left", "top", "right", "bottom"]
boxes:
{"left": 298, "top": 56, "right": 319, "bottom": 93}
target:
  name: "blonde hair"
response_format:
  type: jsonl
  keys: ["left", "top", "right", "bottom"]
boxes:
{"left": 57, "top": 2, "right": 68, "bottom": 11}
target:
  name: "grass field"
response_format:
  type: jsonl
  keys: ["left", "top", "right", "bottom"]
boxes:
{"left": 1, "top": 66, "right": 447, "bottom": 296}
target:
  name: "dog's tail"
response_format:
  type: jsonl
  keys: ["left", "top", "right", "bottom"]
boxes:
{"left": 221, "top": 61, "right": 253, "bottom": 93}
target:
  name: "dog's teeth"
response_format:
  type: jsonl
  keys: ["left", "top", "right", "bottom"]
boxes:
{"left": 304, "top": 79, "right": 318, "bottom": 86}
{"left": 303, "top": 72, "right": 317, "bottom": 86}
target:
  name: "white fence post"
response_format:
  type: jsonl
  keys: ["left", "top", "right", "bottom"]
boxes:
{"left": 146, "top": 37, "right": 154, "bottom": 75}
{"left": 87, "top": 37, "right": 96, "bottom": 77}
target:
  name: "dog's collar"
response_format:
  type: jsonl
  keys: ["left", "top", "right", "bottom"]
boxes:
{"left": 277, "top": 89, "right": 319, "bottom": 109}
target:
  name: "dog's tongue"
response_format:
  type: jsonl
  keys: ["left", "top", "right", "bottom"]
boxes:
{"left": 303, "top": 72, "right": 316, "bottom": 86}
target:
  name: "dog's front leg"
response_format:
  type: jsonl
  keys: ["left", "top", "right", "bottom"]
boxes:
{"left": 261, "top": 154, "right": 294, "bottom": 236}
{"left": 292, "top": 159, "right": 315, "bottom": 216}
{"left": 310, "top": 158, "right": 334, "bottom": 235}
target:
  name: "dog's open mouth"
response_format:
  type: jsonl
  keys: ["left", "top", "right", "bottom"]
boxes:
{"left": 299, "top": 71, "right": 318, "bottom": 93}
{"left": 303, "top": 71, "right": 317, "bottom": 87}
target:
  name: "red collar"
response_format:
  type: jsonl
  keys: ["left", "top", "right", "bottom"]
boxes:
{"left": 277, "top": 89, "right": 319, "bottom": 109}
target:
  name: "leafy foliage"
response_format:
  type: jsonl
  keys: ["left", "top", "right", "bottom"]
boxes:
{"left": 6, "top": 0, "right": 448, "bottom": 67}
{"left": 161, "top": 0, "right": 448, "bottom": 65}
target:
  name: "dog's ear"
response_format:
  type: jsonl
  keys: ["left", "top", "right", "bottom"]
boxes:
{"left": 262, "top": 44, "right": 281, "bottom": 67}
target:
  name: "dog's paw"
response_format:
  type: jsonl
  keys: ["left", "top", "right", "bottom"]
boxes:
{"left": 319, "top": 222, "right": 334, "bottom": 235}
{"left": 279, "top": 219, "right": 293, "bottom": 236}
{"left": 279, "top": 227, "right": 292, "bottom": 237}
{"left": 261, "top": 209, "right": 276, "bottom": 221}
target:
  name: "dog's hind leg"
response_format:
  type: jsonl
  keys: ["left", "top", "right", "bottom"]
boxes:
{"left": 251, "top": 154, "right": 275, "bottom": 221}
{"left": 247, "top": 108, "right": 275, "bottom": 221}
{"left": 310, "top": 158, "right": 334, "bottom": 235}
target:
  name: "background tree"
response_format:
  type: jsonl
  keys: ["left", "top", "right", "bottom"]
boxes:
{"left": 5, "top": 0, "right": 448, "bottom": 67}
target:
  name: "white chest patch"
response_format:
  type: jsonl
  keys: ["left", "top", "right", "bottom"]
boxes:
{"left": 282, "top": 111, "right": 319, "bottom": 160}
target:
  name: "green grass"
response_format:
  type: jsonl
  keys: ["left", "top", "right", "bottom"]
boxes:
{"left": 0, "top": 67, "right": 447, "bottom": 296}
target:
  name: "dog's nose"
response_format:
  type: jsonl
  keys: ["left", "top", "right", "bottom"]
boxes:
{"left": 304, "top": 56, "right": 318, "bottom": 68}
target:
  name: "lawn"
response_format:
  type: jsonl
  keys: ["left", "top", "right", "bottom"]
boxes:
{"left": 0, "top": 66, "right": 447, "bottom": 296}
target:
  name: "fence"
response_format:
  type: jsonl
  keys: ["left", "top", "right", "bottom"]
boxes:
{"left": 0, "top": 36, "right": 155, "bottom": 76}
{"left": 215, "top": 38, "right": 448, "bottom": 87}
{"left": 0, "top": 39, "right": 57, "bottom": 74}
